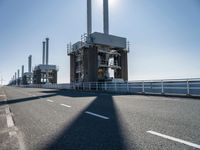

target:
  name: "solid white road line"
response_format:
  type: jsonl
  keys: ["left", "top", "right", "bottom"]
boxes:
{"left": 60, "top": 104, "right": 71, "bottom": 108}
{"left": 6, "top": 109, "right": 14, "bottom": 127}
{"left": 2, "top": 93, "right": 14, "bottom": 128}
{"left": 47, "top": 99, "right": 54, "bottom": 103}
{"left": 85, "top": 111, "right": 109, "bottom": 120}
{"left": 147, "top": 130, "right": 200, "bottom": 149}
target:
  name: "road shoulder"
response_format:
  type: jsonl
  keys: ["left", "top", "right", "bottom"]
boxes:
{"left": 0, "top": 87, "right": 23, "bottom": 150}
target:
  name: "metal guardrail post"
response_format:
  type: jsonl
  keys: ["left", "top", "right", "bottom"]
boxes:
{"left": 105, "top": 82, "right": 107, "bottom": 91}
{"left": 187, "top": 80, "right": 190, "bottom": 95}
{"left": 127, "top": 82, "right": 129, "bottom": 93}
{"left": 142, "top": 81, "right": 145, "bottom": 93}
{"left": 161, "top": 81, "right": 164, "bottom": 94}
{"left": 96, "top": 82, "right": 98, "bottom": 91}
{"left": 115, "top": 82, "right": 117, "bottom": 92}
{"left": 83, "top": 83, "right": 85, "bottom": 90}
{"left": 89, "top": 83, "right": 91, "bottom": 91}
{"left": 73, "top": 83, "right": 74, "bottom": 89}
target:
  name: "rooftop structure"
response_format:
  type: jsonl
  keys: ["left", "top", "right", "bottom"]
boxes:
{"left": 22, "top": 55, "right": 33, "bottom": 85}
{"left": 67, "top": 0, "right": 129, "bottom": 83}
{"left": 33, "top": 38, "right": 58, "bottom": 84}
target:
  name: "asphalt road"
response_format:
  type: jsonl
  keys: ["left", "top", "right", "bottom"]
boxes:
{"left": 1, "top": 86, "right": 200, "bottom": 150}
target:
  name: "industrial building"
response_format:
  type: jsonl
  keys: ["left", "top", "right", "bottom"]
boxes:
{"left": 17, "top": 69, "right": 20, "bottom": 86}
{"left": 9, "top": 38, "right": 58, "bottom": 86}
{"left": 22, "top": 55, "right": 33, "bottom": 85}
{"left": 67, "top": 0, "right": 129, "bottom": 83}
{"left": 33, "top": 38, "right": 58, "bottom": 84}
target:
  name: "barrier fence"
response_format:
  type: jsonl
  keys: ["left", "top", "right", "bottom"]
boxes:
{"left": 19, "top": 78, "right": 200, "bottom": 97}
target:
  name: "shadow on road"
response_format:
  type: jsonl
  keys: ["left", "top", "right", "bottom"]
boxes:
{"left": 44, "top": 95, "right": 130, "bottom": 150}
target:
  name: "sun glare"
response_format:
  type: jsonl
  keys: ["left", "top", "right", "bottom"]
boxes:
{"left": 94, "top": 0, "right": 119, "bottom": 12}
{"left": 109, "top": 0, "right": 115, "bottom": 6}
{"left": 109, "top": 0, "right": 119, "bottom": 9}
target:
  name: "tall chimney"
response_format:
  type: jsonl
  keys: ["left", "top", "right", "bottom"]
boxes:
{"left": 87, "top": 0, "right": 92, "bottom": 36}
{"left": 22, "top": 65, "right": 24, "bottom": 77}
{"left": 103, "top": 0, "right": 109, "bottom": 34}
{"left": 15, "top": 72, "right": 17, "bottom": 85}
{"left": 17, "top": 69, "right": 20, "bottom": 85}
{"left": 28, "top": 55, "right": 32, "bottom": 73}
{"left": 15, "top": 72, "right": 16, "bottom": 80}
{"left": 17, "top": 69, "right": 20, "bottom": 78}
{"left": 46, "top": 38, "right": 49, "bottom": 65}
{"left": 43, "top": 41, "right": 46, "bottom": 65}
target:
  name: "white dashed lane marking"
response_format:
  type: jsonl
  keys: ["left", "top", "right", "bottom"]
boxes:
{"left": 46, "top": 99, "right": 54, "bottom": 103}
{"left": 85, "top": 111, "right": 109, "bottom": 120}
{"left": 147, "top": 130, "right": 200, "bottom": 149}
{"left": 60, "top": 104, "right": 71, "bottom": 108}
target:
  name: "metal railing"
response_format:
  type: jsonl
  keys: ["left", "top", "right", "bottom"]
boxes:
{"left": 19, "top": 78, "right": 200, "bottom": 97}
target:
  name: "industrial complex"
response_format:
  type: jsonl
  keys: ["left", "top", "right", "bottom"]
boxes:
{"left": 67, "top": 0, "right": 129, "bottom": 83}
{"left": 33, "top": 38, "right": 58, "bottom": 84}
{"left": 6, "top": 0, "right": 199, "bottom": 97}
{"left": 9, "top": 0, "right": 129, "bottom": 85}
{"left": 9, "top": 38, "right": 58, "bottom": 86}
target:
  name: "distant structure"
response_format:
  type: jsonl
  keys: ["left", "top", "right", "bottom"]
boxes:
{"left": 15, "top": 72, "right": 17, "bottom": 85}
{"left": 33, "top": 38, "right": 58, "bottom": 84}
{"left": 22, "top": 55, "right": 33, "bottom": 85}
{"left": 9, "top": 72, "right": 17, "bottom": 86}
{"left": 67, "top": 0, "right": 129, "bottom": 83}
{"left": 20, "top": 65, "right": 24, "bottom": 85}
{"left": 0, "top": 76, "right": 4, "bottom": 86}
{"left": 9, "top": 38, "right": 58, "bottom": 86}
{"left": 17, "top": 69, "right": 20, "bottom": 85}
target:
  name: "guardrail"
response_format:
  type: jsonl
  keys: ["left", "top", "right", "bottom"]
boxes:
{"left": 19, "top": 78, "right": 200, "bottom": 97}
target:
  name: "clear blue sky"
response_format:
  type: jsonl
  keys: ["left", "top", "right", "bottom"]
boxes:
{"left": 0, "top": 0, "right": 200, "bottom": 84}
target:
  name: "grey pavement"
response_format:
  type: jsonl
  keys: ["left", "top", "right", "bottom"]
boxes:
{"left": 0, "top": 87, "right": 20, "bottom": 150}
{"left": 1, "top": 86, "right": 200, "bottom": 150}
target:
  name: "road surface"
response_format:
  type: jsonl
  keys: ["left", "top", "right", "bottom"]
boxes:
{"left": 0, "top": 86, "right": 200, "bottom": 150}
